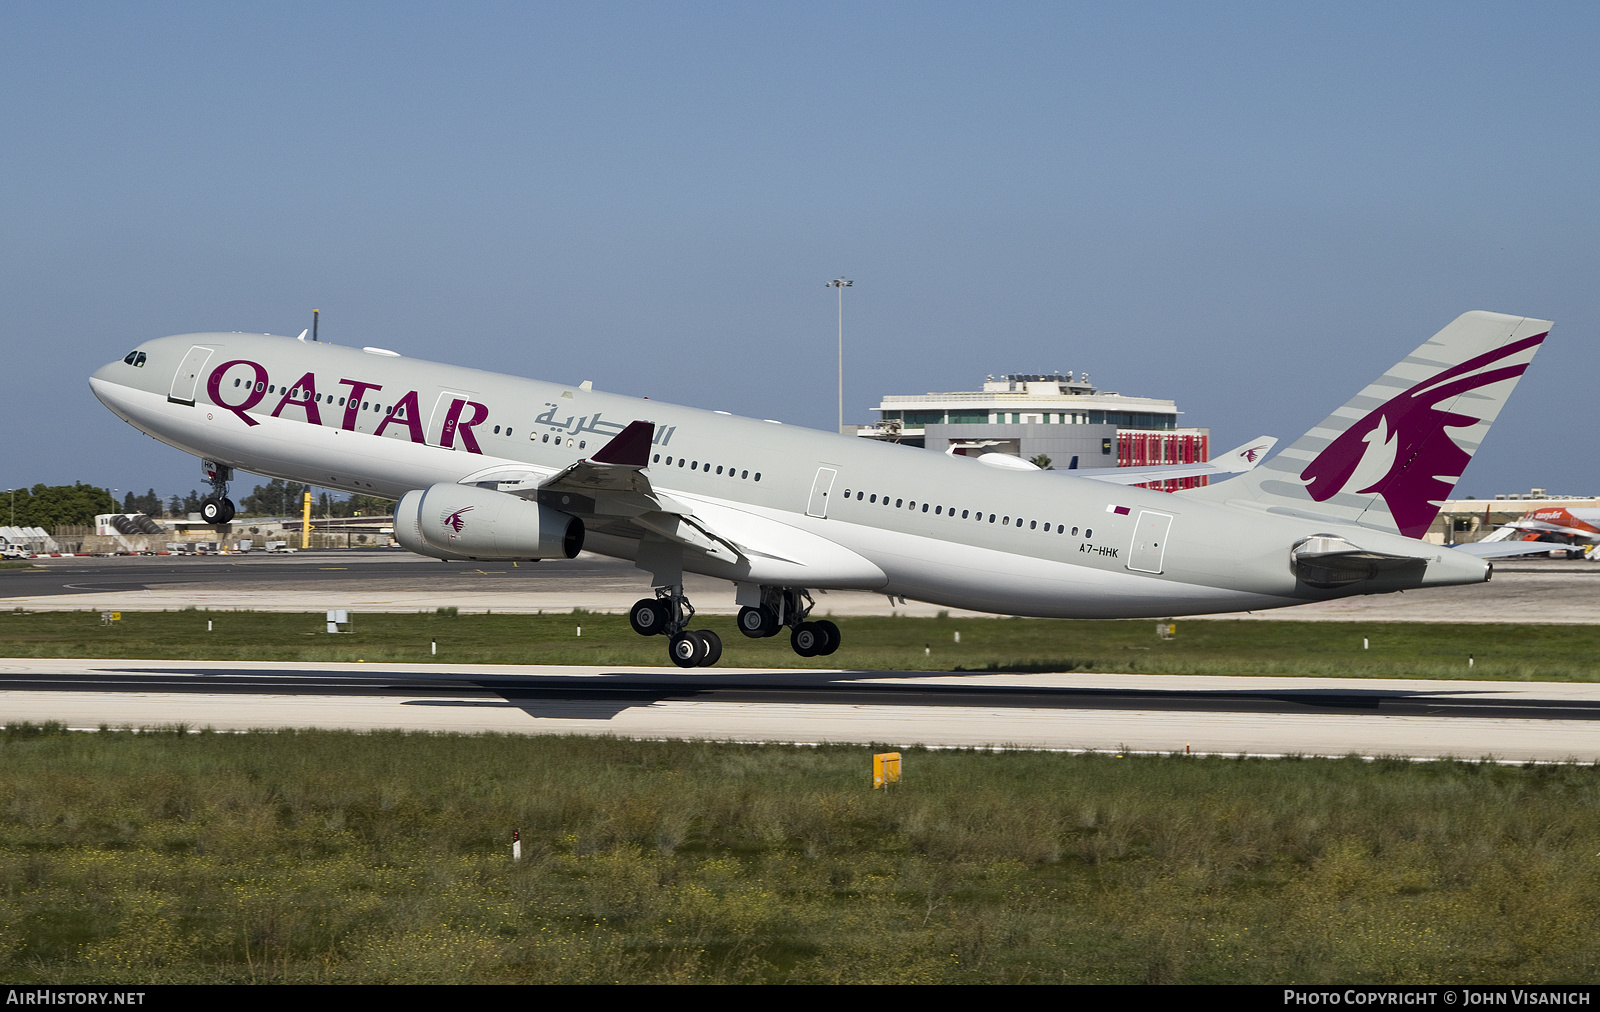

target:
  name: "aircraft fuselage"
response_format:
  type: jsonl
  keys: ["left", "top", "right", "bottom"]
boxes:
{"left": 90, "top": 332, "right": 1487, "bottom": 620}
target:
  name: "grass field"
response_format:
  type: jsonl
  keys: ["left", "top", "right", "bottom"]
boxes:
{"left": 2, "top": 607, "right": 1598, "bottom": 680}
{"left": 0, "top": 726, "right": 1596, "bottom": 984}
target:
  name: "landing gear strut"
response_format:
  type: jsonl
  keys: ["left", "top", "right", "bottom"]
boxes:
{"left": 738, "top": 587, "right": 840, "bottom": 658}
{"left": 199, "top": 460, "right": 236, "bottom": 526}
{"left": 629, "top": 587, "right": 722, "bottom": 668}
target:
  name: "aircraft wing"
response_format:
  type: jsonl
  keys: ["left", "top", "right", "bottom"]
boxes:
{"left": 1446, "top": 541, "right": 1563, "bottom": 559}
{"left": 1074, "top": 436, "right": 1278, "bottom": 486}
{"left": 529, "top": 420, "right": 741, "bottom": 562}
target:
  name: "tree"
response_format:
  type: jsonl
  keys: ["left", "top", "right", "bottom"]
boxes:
{"left": 343, "top": 494, "right": 395, "bottom": 518}
{"left": 240, "top": 479, "right": 310, "bottom": 517}
{"left": 1030, "top": 454, "right": 1054, "bottom": 470}
{"left": 8, "top": 484, "right": 119, "bottom": 529}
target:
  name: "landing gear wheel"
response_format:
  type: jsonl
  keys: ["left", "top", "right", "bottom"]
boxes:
{"left": 738, "top": 606, "right": 779, "bottom": 639}
{"left": 696, "top": 629, "right": 722, "bottom": 666}
{"left": 791, "top": 621, "right": 824, "bottom": 658}
{"left": 669, "top": 632, "right": 706, "bottom": 668}
{"left": 630, "top": 598, "right": 671, "bottom": 636}
{"left": 813, "top": 619, "right": 840, "bottom": 656}
{"left": 219, "top": 498, "right": 235, "bottom": 524}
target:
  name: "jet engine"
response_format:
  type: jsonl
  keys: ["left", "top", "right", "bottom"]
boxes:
{"left": 395, "top": 483, "right": 584, "bottom": 561}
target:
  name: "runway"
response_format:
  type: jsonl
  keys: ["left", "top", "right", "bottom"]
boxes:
{"left": 2, "top": 551, "right": 1598, "bottom": 622}
{"left": 5, "top": 658, "right": 1600, "bottom": 762}
{"left": 5, "top": 554, "right": 1597, "bottom": 760}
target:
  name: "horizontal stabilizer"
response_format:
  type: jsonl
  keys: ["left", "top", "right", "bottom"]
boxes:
{"left": 1447, "top": 541, "right": 1564, "bottom": 560}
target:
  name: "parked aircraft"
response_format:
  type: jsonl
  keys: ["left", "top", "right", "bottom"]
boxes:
{"left": 1478, "top": 505, "right": 1600, "bottom": 559}
{"left": 90, "top": 310, "right": 1549, "bottom": 666}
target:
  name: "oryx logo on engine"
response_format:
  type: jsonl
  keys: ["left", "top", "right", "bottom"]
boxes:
{"left": 440, "top": 506, "right": 474, "bottom": 538}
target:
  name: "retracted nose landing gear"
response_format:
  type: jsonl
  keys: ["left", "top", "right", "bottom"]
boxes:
{"left": 737, "top": 587, "right": 840, "bottom": 658}
{"left": 629, "top": 588, "right": 722, "bottom": 668}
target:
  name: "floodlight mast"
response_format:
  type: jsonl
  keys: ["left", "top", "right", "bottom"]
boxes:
{"left": 828, "top": 277, "right": 852, "bottom": 433}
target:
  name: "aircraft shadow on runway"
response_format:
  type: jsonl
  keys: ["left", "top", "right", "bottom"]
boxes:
{"left": 40, "top": 665, "right": 1600, "bottom": 723}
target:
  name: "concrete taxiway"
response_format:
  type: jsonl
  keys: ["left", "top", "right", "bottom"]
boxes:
{"left": 2, "top": 552, "right": 1597, "bottom": 622}
{"left": 4, "top": 658, "right": 1600, "bottom": 762}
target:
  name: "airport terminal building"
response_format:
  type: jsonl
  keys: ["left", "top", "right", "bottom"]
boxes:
{"left": 852, "top": 372, "right": 1210, "bottom": 487}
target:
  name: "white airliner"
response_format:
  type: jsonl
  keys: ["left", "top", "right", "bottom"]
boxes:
{"left": 91, "top": 310, "right": 1549, "bottom": 666}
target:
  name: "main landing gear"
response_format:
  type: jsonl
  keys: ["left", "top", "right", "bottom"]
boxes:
{"left": 737, "top": 586, "right": 839, "bottom": 659}
{"left": 199, "top": 460, "right": 236, "bottom": 526}
{"left": 630, "top": 588, "right": 722, "bottom": 668}
{"left": 628, "top": 585, "right": 842, "bottom": 667}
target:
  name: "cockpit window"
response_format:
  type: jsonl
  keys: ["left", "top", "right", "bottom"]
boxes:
{"left": 122, "top": 350, "right": 147, "bottom": 367}
{"left": 136, "top": 352, "right": 145, "bottom": 366}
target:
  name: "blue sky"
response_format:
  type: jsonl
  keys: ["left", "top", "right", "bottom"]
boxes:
{"left": 3, "top": 3, "right": 1595, "bottom": 501}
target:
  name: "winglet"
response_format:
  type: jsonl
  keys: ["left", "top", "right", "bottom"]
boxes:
{"left": 592, "top": 420, "right": 655, "bottom": 466}
{"left": 1211, "top": 436, "right": 1278, "bottom": 474}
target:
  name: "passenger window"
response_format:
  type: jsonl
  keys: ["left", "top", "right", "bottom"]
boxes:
{"left": 691, "top": 461, "right": 698, "bottom": 470}
{"left": 339, "top": 397, "right": 346, "bottom": 406}
{"left": 256, "top": 382, "right": 266, "bottom": 392}
{"left": 543, "top": 434, "right": 551, "bottom": 443}
{"left": 234, "top": 378, "right": 242, "bottom": 387}
{"left": 1030, "top": 520, "right": 1036, "bottom": 529}
{"left": 1072, "top": 526, "right": 1079, "bottom": 536}
{"left": 1003, "top": 517, "right": 1009, "bottom": 525}
{"left": 494, "top": 425, "right": 501, "bottom": 434}
{"left": 921, "top": 503, "right": 929, "bottom": 513}
{"left": 870, "top": 494, "right": 877, "bottom": 503}
{"left": 506, "top": 430, "right": 512, "bottom": 438}
{"left": 678, "top": 458, "right": 686, "bottom": 467}
{"left": 1057, "top": 525, "right": 1064, "bottom": 533}
{"left": 754, "top": 473, "right": 761, "bottom": 481}
{"left": 717, "top": 466, "right": 724, "bottom": 475}
{"left": 741, "top": 470, "right": 748, "bottom": 479}
{"left": 934, "top": 506, "right": 941, "bottom": 514}
{"left": 895, "top": 499, "right": 903, "bottom": 508}
{"left": 653, "top": 453, "right": 660, "bottom": 462}
{"left": 579, "top": 441, "right": 586, "bottom": 449}
{"left": 989, "top": 514, "right": 996, "bottom": 523}
{"left": 1086, "top": 529, "right": 1093, "bottom": 538}
{"left": 961, "top": 510, "right": 968, "bottom": 519}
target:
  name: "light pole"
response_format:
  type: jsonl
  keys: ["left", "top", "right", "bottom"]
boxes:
{"left": 827, "top": 277, "right": 852, "bottom": 433}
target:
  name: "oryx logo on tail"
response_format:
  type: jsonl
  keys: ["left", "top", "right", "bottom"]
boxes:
{"left": 1300, "top": 331, "right": 1547, "bottom": 537}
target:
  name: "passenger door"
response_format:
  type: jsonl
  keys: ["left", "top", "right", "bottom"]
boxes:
{"left": 167, "top": 345, "right": 215, "bottom": 405}
{"left": 806, "top": 467, "right": 838, "bottom": 519}
{"left": 1126, "top": 510, "right": 1173, "bottom": 574}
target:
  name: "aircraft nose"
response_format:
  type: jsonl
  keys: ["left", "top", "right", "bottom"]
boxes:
{"left": 90, "top": 359, "right": 124, "bottom": 385}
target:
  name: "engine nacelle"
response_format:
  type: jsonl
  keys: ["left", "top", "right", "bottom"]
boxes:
{"left": 394, "top": 484, "right": 584, "bottom": 561}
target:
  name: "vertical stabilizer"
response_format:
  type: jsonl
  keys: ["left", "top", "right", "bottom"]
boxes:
{"left": 1183, "top": 311, "right": 1550, "bottom": 537}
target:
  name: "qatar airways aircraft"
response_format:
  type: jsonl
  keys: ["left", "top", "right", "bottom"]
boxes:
{"left": 90, "top": 310, "right": 1549, "bottom": 667}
